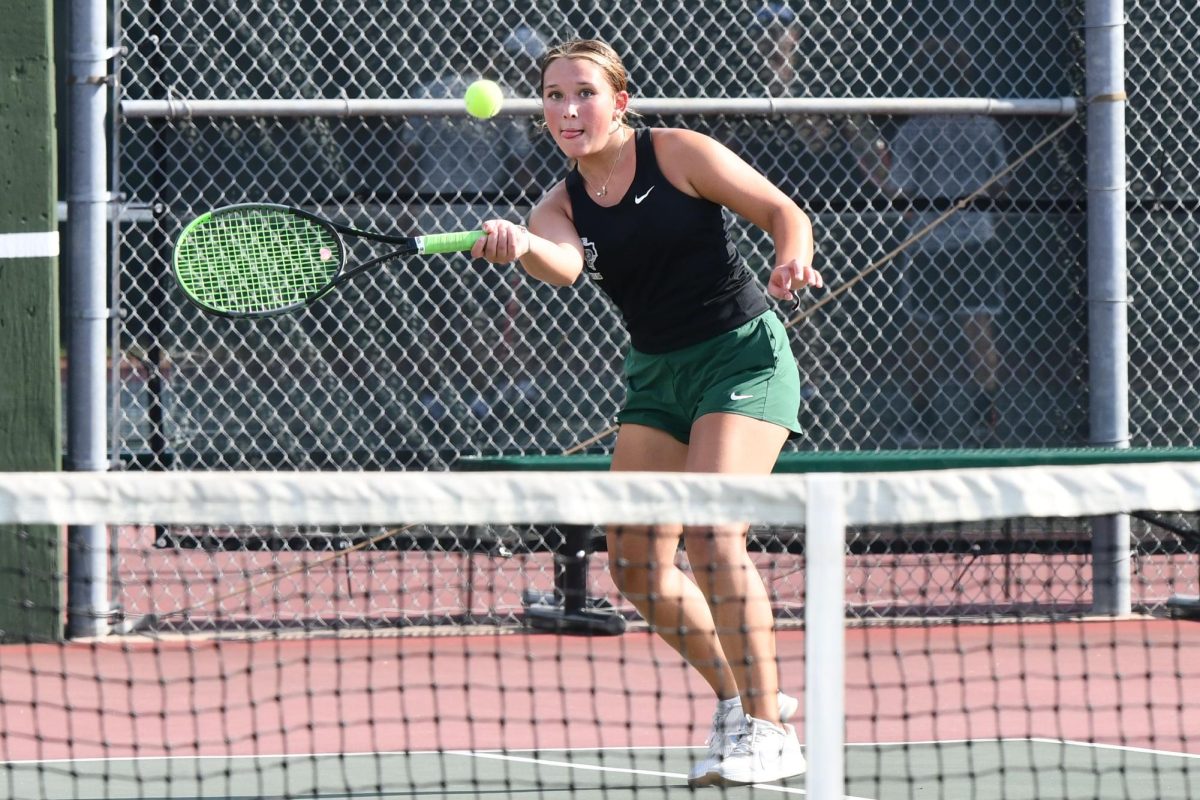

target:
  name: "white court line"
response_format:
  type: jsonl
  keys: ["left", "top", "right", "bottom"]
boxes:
{"left": 845, "top": 737, "right": 1200, "bottom": 760}
{"left": 449, "top": 749, "right": 683, "bottom": 781}
{"left": 5, "top": 738, "right": 1195, "bottom": 767}
{"left": 450, "top": 749, "right": 879, "bottom": 799}
{"left": 1043, "top": 738, "right": 1200, "bottom": 760}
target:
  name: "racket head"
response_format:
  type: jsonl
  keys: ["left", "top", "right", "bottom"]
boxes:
{"left": 172, "top": 203, "right": 346, "bottom": 318}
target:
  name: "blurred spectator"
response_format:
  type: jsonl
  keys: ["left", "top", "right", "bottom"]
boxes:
{"left": 745, "top": 3, "right": 889, "bottom": 207}
{"left": 500, "top": 25, "right": 548, "bottom": 94}
{"left": 401, "top": 27, "right": 550, "bottom": 438}
{"left": 869, "top": 36, "right": 1009, "bottom": 446}
{"left": 730, "top": 2, "right": 892, "bottom": 441}
{"left": 401, "top": 66, "right": 534, "bottom": 204}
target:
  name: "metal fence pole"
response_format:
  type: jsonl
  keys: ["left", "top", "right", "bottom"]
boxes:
{"left": 65, "top": 0, "right": 112, "bottom": 637}
{"left": 1085, "top": 0, "right": 1131, "bottom": 615}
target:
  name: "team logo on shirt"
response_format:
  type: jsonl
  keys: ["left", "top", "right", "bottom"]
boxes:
{"left": 581, "top": 237, "right": 601, "bottom": 281}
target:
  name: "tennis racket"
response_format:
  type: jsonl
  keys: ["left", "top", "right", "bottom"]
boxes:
{"left": 171, "top": 203, "right": 485, "bottom": 318}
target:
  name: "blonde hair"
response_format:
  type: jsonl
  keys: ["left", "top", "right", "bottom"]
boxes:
{"left": 539, "top": 38, "right": 629, "bottom": 98}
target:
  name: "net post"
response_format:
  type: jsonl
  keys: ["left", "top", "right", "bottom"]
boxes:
{"left": 805, "top": 472, "right": 846, "bottom": 800}
{"left": 1091, "top": 516, "right": 1131, "bottom": 615}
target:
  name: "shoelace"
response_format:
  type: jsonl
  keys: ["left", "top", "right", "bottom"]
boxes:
{"left": 727, "top": 720, "right": 762, "bottom": 757}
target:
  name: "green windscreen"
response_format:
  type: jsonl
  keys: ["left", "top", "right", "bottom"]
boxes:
{"left": 172, "top": 207, "right": 341, "bottom": 315}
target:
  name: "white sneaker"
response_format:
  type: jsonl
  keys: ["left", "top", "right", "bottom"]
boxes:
{"left": 707, "top": 715, "right": 807, "bottom": 787}
{"left": 686, "top": 693, "right": 800, "bottom": 788}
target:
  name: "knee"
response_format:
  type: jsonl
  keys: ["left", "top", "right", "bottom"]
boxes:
{"left": 606, "top": 524, "right": 676, "bottom": 599}
{"left": 609, "top": 558, "right": 646, "bottom": 598}
{"left": 683, "top": 525, "right": 751, "bottom": 586}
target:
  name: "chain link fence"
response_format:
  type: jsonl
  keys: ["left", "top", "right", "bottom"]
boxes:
{"left": 1125, "top": 3, "right": 1200, "bottom": 446}
{"left": 105, "top": 0, "right": 1199, "bottom": 628}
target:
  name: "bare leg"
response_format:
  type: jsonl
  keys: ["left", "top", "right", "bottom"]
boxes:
{"left": 684, "top": 412, "right": 790, "bottom": 724}
{"left": 607, "top": 424, "right": 739, "bottom": 701}
{"left": 904, "top": 318, "right": 939, "bottom": 420}
{"left": 961, "top": 312, "right": 1000, "bottom": 392}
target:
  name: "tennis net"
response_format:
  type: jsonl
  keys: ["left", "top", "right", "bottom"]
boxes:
{"left": 0, "top": 463, "right": 1198, "bottom": 799}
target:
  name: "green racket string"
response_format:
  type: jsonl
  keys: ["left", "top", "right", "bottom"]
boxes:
{"left": 174, "top": 208, "right": 341, "bottom": 314}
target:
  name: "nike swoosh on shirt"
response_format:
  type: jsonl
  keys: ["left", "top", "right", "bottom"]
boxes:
{"left": 634, "top": 186, "right": 655, "bottom": 204}
{"left": 730, "top": 392, "right": 754, "bottom": 400}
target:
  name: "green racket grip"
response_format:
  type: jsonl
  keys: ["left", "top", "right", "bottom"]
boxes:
{"left": 418, "top": 230, "right": 486, "bottom": 255}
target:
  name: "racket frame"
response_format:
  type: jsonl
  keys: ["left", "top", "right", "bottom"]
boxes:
{"left": 172, "top": 203, "right": 480, "bottom": 318}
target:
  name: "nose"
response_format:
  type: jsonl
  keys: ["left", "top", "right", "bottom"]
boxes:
{"left": 563, "top": 101, "right": 579, "bottom": 118}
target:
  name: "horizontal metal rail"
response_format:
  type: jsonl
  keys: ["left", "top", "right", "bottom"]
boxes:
{"left": 120, "top": 96, "right": 1079, "bottom": 119}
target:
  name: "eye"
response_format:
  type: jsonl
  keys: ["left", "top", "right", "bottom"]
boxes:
{"left": 545, "top": 90, "right": 563, "bottom": 101}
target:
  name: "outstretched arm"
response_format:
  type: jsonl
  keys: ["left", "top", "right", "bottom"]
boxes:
{"left": 472, "top": 182, "right": 586, "bottom": 287}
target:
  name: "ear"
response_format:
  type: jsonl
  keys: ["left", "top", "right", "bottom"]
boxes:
{"left": 613, "top": 90, "right": 630, "bottom": 119}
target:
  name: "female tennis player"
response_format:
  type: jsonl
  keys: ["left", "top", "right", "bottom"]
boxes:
{"left": 472, "top": 38, "right": 820, "bottom": 788}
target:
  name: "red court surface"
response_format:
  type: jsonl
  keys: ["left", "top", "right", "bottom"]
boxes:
{"left": 0, "top": 619, "right": 1196, "bottom": 763}
{"left": 111, "top": 523, "right": 1197, "bottom": 627}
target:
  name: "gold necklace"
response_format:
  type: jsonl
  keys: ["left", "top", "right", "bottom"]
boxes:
{"left": 586, "top": 129, "right": 630, "bottom": 197}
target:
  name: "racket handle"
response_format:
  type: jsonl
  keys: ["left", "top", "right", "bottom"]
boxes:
{"left": 418, "top": 230, "right": 486, "bottom": 255}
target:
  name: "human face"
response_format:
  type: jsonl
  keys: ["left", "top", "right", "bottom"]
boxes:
{"left": 541, "top": 57, "right": 628, "bottom": 160}
{"left": 758, "top": 27, "right": 798, "bottom": 97}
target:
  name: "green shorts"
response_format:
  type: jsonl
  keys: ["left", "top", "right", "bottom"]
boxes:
{"left": 619, "top": 310, "right": 803, "bottom": 444}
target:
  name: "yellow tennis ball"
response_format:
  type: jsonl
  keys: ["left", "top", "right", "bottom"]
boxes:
{"left": 464, "top": 79, "right": 504, "bottom": 120}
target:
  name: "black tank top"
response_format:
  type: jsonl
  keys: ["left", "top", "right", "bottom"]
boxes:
{"left": 566, "top": 128, "right": 768, "bottom": 353}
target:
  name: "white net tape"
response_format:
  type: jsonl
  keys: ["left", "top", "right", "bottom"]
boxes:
{"left": 4, "top": 461, "right": 1200, "bottom": 527}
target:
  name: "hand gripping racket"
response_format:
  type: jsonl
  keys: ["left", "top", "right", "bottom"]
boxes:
{"left": 172, "top": 203, "right": 485, "bottom": 318}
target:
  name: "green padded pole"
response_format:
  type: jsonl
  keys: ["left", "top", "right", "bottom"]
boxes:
{"left": 0, "top": 0, "right": 63, "bottom": 641}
